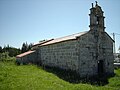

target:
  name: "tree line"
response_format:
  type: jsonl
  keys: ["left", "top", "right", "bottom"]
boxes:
{"left": 0, "top": 42, "right": 33, "bottom": 57}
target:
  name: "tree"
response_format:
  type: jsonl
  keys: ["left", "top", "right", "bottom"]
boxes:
{"left": 28, "top": 43, "right": 33, "bottom": 50}
{"left": 1, "top": 45, "right": 21, "bottom": 57}
{"left": 0, "top": 46, "right": 2, "bottom": 53}
{"left": 21, "top": 42, "right": 27, "bottom": 53}
{"left": 21, "top": 42, "right": 33, "bottom": 53}
{"left": 8, "top": 47, "right": 21, "bottom": 57}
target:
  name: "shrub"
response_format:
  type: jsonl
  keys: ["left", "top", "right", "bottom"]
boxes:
{"left": 0, "top": 52, "right": 16, "bottom": 62}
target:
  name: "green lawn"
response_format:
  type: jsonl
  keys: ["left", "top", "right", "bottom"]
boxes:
{"left": 0, "top": 62, "right": 120, "bottom": 90}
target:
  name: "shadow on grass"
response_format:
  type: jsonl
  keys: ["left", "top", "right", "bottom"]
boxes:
{"left": 16, "top": 60, "right": 115, "bottom": 86}
{"left": 38, "top": 65, "right": 115, "bottom": 86}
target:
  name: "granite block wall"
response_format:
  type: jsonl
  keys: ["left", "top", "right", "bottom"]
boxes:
{"left": 38, "top": 40, "right": 79, "bottom": 71}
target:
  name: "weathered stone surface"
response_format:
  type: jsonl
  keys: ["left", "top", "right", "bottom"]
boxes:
{"left": 38, "top": 40, "right": 79, "bottom": 71}
{"left": 16, "top": 51, "right": 37, "bottom": 64}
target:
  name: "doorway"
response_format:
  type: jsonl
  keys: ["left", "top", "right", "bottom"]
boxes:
{"left": 98, "top": 60, "right": 104, "bottom": 75}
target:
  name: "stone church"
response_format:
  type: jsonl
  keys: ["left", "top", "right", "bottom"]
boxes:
{"left": 16, "top": 2, "right": 114, "bottom": 78}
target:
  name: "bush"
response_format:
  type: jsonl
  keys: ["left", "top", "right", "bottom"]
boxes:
{"left": 0, "top": 52, "right": 16, "bottom": 62}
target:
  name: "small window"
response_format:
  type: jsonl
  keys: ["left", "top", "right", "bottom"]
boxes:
{"left": 96, "top": 16, "right": 99, "bottom": 25}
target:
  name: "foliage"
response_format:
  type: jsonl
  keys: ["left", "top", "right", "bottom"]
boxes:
{"left": 0, "top": 52, "right": 16, "bottom": 62}
{"left": 108, "top": 69, "right": 120, "bottom": 88}
{"left": 0, "top": 46, "right": 2, "bottom": 53}
{"left": 21, "top": 42, "right": 33, "bottom": 53}
{"left": 0, "top": 61, "right": 120, "bottom": 90}
{"left": 0, "top": 42, "right": 33, "bottom": 57}
{"left": 0, "top": 45, "right": 21, "bottom": 57}
{"left": 0, "top": 52, "right": 9, "bottom": 58}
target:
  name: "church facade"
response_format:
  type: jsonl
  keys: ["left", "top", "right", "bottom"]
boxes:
{"left": 16, "top": 2, "right": 114, "bottom": 78}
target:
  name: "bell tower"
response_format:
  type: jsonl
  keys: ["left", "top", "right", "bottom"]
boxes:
{"left": 89, "top": 1, "right": 105, "bottom": 32}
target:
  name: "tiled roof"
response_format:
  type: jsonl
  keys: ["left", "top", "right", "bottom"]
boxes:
{"left": 16, "top": 50, "right": 35, "bottom": 58}
{"left": 16, "top": 31, "right": 87, "bottom": 58}
{"left": 41, "top": 31, "right": 88, "bottom": 46}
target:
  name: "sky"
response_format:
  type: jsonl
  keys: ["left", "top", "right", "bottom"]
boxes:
{"left": 0, "top": 0, "right": 120, "bottom": 52}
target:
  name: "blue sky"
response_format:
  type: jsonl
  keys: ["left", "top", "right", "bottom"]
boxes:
{"left": 0, "top": 0, "right": 120, "bottom": 52}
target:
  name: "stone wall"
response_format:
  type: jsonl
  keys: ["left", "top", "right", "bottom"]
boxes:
{"left": 78, "top": 32, "right": 98, "bottom": 77}
{"left": 16, "top": 51, "right": 37, "bottom": 64}
{"left": 77, "top": 31, "right": 114, "bottom": 77}
{"left": 36, "top": 31, "right": 114, "bottom": 77}
{"left": 102, "top": 33, "right": 114, "bottom": 74}
{"left": 38, "top": 40, "right": 79, "bottom": 71}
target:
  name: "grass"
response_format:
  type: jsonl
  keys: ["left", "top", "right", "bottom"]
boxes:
{"left": 0, "top": 61, "right": 120, "bottom": 90}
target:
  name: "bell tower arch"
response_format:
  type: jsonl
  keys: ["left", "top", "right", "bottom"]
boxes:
{"left": 89, "top": 1, "right": 105, "bottom": 32}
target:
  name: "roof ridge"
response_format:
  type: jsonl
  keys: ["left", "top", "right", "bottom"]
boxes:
{"left": 40, "top": 31, "right": 88, "bottom": 46}
{"left": 53, "top": 31, "right": 88, "bottom": 40}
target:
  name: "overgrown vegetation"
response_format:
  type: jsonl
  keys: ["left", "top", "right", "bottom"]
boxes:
{"left": 0, "top": 45, "right": 21, "bottom": 57}
{"left": 0, "top": 52, "right": 16, "bottom": 62}
{"left": 0, "top": 42, "right": 33, "bottom": 57}
{"left": 0, "top": 59, "right": 120, "bottom": 90}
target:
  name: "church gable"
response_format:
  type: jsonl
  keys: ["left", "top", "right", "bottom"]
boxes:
{"left": 104, "top": 32, "right": 114, "bottom": 43}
